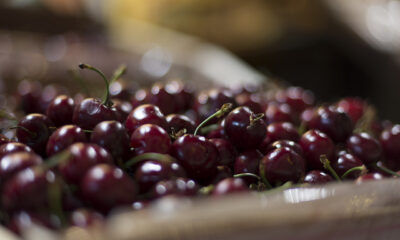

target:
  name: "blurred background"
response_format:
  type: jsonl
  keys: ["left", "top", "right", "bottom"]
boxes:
{"left": 1, "top": 0, "right": 400, "bottom": 121}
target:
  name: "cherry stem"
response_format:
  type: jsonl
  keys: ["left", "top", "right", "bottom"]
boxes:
{"left": 320, "top": 155, "right": 341, "bottom": 182}
{"left": 0, "top": 110, "right": 17, "bottom": 122}
{"left": 259, "top": 162, "right": 273, "bottom": 189}
{"left": 169, "top": 128, "right": 187, "bottom": 140}
{"left": 298, "top": 121, "right": 306, "bottom": 135}
{"left": 194, "top": 103, "right": 233, "bottom": 136}
{"left": 79, "top": 63, "right": 112, "bottom": 107}
{"left": 233, "top": 173, "right": 260, "bottom": 181}
{"left": 375, "top": 163, "right": 400, "bottom": 177}
{"left": 198, "top": 185, "right": 214, "bottom": 195}
{"left": 110, "top": 64, "right": 127, "bottom": 84}
{"left": 125, "top": 152, "right": 177, "bottom": 168}
{"left": 247, "top": 113, "right": 265, "bottom": 129}
{"left": 43, "top": 151, "right": 71, "bottom": 169}
{"left": 9, "top": 126, "right": 36, "bottom": 138}
{"left": 47, "top": 177, "right": 67, "bottom": 226}
{"left": 199, "top": 124, "right": 219, "bottom": 135}
{"left": 341, "top": 165, "right": 367, "bottom": 179}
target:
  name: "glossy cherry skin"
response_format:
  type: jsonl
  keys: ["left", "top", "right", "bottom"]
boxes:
{"left": 46, "top": 125, "right": 87, "bottom": 156}
{"left": 206, "top": 120, "right": 227, "bottom": 139}
{"left": 112, "top": 99, "right": 133, "bottom": 122}
{"left": 331, "top": 152, "right": 363, "bottom": 179}
{"left": 59, "top": 143, "right": 113, "bottom": 184}
{"left": 125, "top": 104, "right": 168, "bottom": 135}
{"left": 134, "top": 160, "right": 186, "bottom": 193}
{"left": 303, "top": 170, "right": 333, "bottom": 184}
{"left": 0, "top": 134, "right": 10, "bottom": 146}
{"left": 380, "top": 125, "right": 400, "bottom": 170}
{"left": 263, "top": 140, "right": 303, "bottom": 156}
{"left": 16, "top": 113, "right": 52, "bottom": 155}
{"left": 299, "top": 130, "right": 335, "bottom": 170}
{"left": 38, "top": 84, "right": 68, "bottom": 114}
{"left": 258, "top": 136, "right": 272, "bottom": 155}
{"left": 80, "top": 164, "right": 138, "bottom": 213}
{"left": 2, "top": 167, "right": 54, "bottom": 211}
{"left": 148, "top": 83, "right": 177, "bottom": 115}
{"left": 91, "top": 121, "right": 130, "bottom": 160}
{"left": 235, "top": 93, "right": 263, "bottom": 114}
{"left": 130, "top": 124, "right": 171, "bottom": 156}
{"left": 261, "top": 147, "right": 306, "bottom": 186}
{"left": 165, "top": 80, "right": 194, "bottom": 112}
{"left": 266, "top": 122, "right": 300, "bottom": 143}
{"left": 151, "top": 178, "right": 199, "bottom": 199}
{"left": 0, "top": 142, "right": 33, "bottom": 159}
{"left": 347, "top": 132, "right": 382, "bottom": 165}
{"left": 171, "top": 134, "right": 218, "bottom": 183}
{"left": 209, "top": 138, "right": 237, "bottom": 167}
{"left": 72, "top": 98, "right": 119, "bottom": 130}
{"left": 275, "top": 87, "right": 315, "bottom": 114}
{"left": 69, "top": 208, "right": 104, "bottom": 228}
{"left": 0, "top": 152, "right": 42, "bottom": 185}
{"left": 224, "top": 106, "right": 266, "bottom": 150}
{"left": 337, "top": 97, "right": 365, "bottom": 124}
{"left": 194, "top": 89, "right": 237, "bottom": 122}
{"left": 212, "top": 178, "right": 248, "bottom": 196}
{"left": 307, "top": 106, "right": 353, "bottom": 142}
{"left": 109, "top": 80, "right": 136, "bottom": 101}
{"left": 17, "top": 80, "right": 42, "bottom": 114}
{"left": 46, "top": 95, "right": 74, "bottom": 127}
{"left": 166, "top": 114, "right": 196, "bottom": 134}
{"left": 211, "top": 165, "right": 233, "bottom": 184}
{"left": 234, "top": 150, "right": 263, "bottom": 183}
{"left": 264, "top": 103, "right": 295, "bottom": 124}
{"left": 355, "top": 173, "right": 384, "bottom": 183}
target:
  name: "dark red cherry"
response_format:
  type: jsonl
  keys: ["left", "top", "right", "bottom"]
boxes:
{"left": 166, "top": 114, "right": 196, "bottom": 134}
{"left": 38, "top": 84, "right": 68, "bottom": 114}
{"left": 46, "top": 125, "right": 87, "bottom": 156}
{"left": 72, "top": 98, "right": 119, "bottom": 130}
{"left": 266, "top": 122, "right": 300, "bottom": 143}
{"left": 356, "top": 173, "right": 384, "bottom": 183}
{"left": 0, "top": 134, "right": 10, "bottom": 145}
{"left": 235, "top": 93, "right": 263, "bottom": 114}
{"left": 275, "top": 87, "right": 315, "bottom": 114}
{"left": 347, "top": 132, "right": 382, "bottom": 165}
{"left": 2, "top": 167, "right": 54, "bottom": 211}
{"left": 307, "top": 106, "right": 353, "bottom": 142}
{"left": 380, "top": 125, "right": 400, "bottom": 170}
{"left": 337, "top": 97, "right": 365, "bottom": 124}
{"left": 165, "top": 80, "right": 194, "bottom": 112}
{"left": 331, "top": 152, "right": 363, "bottom": 179}
{"left": 0, "top": 142, "right": 33, "bottom": 159}
{"left": 151, "top": 178, "right": 199, "bottom": 199}
{"left": 263, "top": 140, "right": 303, "bottom": 156}
{"left": 125, "top": 104, "right": 167, "bottom": 135}
{"left": 112, "top": 99, "right": 133, "bottom": 122}
{"left": 80, "top": 164, "right": 138, "bottom": 212}
{"left": 131, "top": 89, "right": 150, "bottom": 109}
{"left": 91, "top": 121, "right": 130, "bottom": 160}
{"left": 194, "top": 89, "right": 237, "bottom": 122}
{"left": 130, "top": 124, "right": 171, "bottom": 156}
{"left": 7, "top": 211, "right": 61, "bottom": 235}
{"left": 109, "top": 80, "right": 136, "bottom": 101}
{"left": 258, "top": 136, "right": 272, "bottom": 155}
{"left": 211, "top": 165, "right": 233, "bottom": 184}
{"left": 261, "top": 147, "right": 306, "bottom": 186}
{"left": 16, "top": 113, "right": 52, "bottom": 155}
{"left": 234, "top": 150, "right": 263, "bottom": 183}
{"left": 264, "top": 103, "right": 295, "bottom": 124}
{"left": 303, "top": 170, "right": 333, "bottom": 184}
{"left": 59, "top": 143, "right": 113, "bottom": 184}
{"left": 134, "top": 160, "right": 186, "bottom": 193}
{"left": 206, "top": 120, "right": 227, "bottom": 139}
{"left": 224, "top": 106, "right": 266, "bottom": 150}
{"left": 0, "top": 152, "right": 42, "bottom": 185}
{"left": 299, "top": 130, "right": 335, "bottom": 170}
{"left": 69, "top": 208, "right": 104, "bottom": 228}
{"left": 212, "top": 178, "right": 248, "bottom": 196}
{"left": 209, "top": 138, "right": 237, "bottom": 167}
{"left": 46, "top": 95, "right": 75, "bottom": 127}
{"left": 17, "top": 80, "right": 42, "bottom": 114}
{"left": 148, "top": 83, "right": 177, "bottom": 115}
{"left": 171, "top": 134, "right": 218, "bottom": 183}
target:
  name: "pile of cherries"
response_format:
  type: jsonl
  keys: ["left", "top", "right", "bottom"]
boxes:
{"left": 1, "top": 63, "right": 399, "bottom": 234}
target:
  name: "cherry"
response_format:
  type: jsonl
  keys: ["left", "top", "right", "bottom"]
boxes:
{"left": 38, "top": 84, "right": 68, "bottom": 114}
{"left": 125, "top": 104, "right": 168, "bottom": 135}
{"left": 2, "top": 167, "right": 54, "bottom": 211}
{"left": 211, "top": 165, "right": 233, "bottom": 184}
{"left": 331, "top": 152, "right": 363, "bottom": 179}
{"left": 80, "top": 164, "right": 138, "bottom": 212}
{"left": 166, "top": 114, "right": 196, "bottom": 134}
{"left": 147, "top": 83, "right": 177, "bottom": 115}
{"left": 16, "top": 113, "right": 52, "bottom": 155}
{"left": 307, "top": 106, "right": 353, "bottom": 142}
{"left": 275, "top": 87, "right": 315, "bottom": 114}
{"left": 17, "top": 80, "right": 42, "bottom": 114}
{"left": 337, "top": 97, "right": 365, "bottom": 124}
{"left": 224, "top": 106, "right": 266, "bottom": 150}
{"left": 69, "top": 208, "right": 104, "bottom": 228}
{"left": 46, "top": 125, "right": 87, "bottom": 156}
{"left": 209, "top": 138, "right": 237, "bottom": 167}
{"left": 0, "top": 152, "right": 42, "bottom": 185}
{"left": 206, "top": 120, "right": 227, "bottom": 139}
{"left": 165, "top": 80, "right": 194, "bottom": 112}
{"left": 234, "top": 150, "right": 263, "bottom": 183}
{"left": 130, "top": 124, "right": 171, "bottom": 156}
{"left": 299, "top": 129, "right": 335, "bottom": 170}
{"left": 257, "top": 136, "right": 272, "bottom": 155}
{"left": 347, "top": 132, "right": 382, "bottom": 165}
{"left": 261, "top": 147, "right": 306, "bottom": 186}
{"left": 303, "top": 170, "right": 333, "bottom": 184}
{"left": 171, "top": 134, "right": 218, "bottom": 183}
{"left": 212, "top": 178, "right": 247, "bottom": 196}
{"left": 134, "top": 160, "right": 186, "bottom": 193}
{"left": 266, "top": 122, "right": 300, "bottom": 143}
{"left": 131, "top": 89, "right": 150, "bottom": 109}
{"left": 91, "top": 121, "right": 130, "bottom": 160}
{"left": 355, "top": 173, "right": 384, "bottom": 183}
{"left": 0, "top": 142, "right": 33, "bottom": 159}
{"left": 0, "top": 134, "right": 10, "bottom": 145}
{"left": 263, "top": 140, "right": 303, "bottom": 156}
{"left": 59, "top": 143, "right": 113, "bottom": 184}
{"left": 151, "top": 178, "right": 198, "bottom": 199}
{"left": 235, "top": 93, "right": 263, "bottom": 114}
{"left": 264, "top": 103, "right": 294, "bottom": 124}
{"left": 194, "top": 89, "right": 237, "bottom": 122}
{"left": 380, "top": 124, "right": 400, "bottom": 170}
{"left": 46, "top": 95, "right": 75, "bottom": 127}
{"left": 109, "top": 80, "right": 136, "bottom": 101}
{"left": 7, "top": 211, "right": 61, "bottom": 235}
{"left": 131, "top": 200, "right": 148, "bottom": 211}
{"left": 112, "top": 99, "right": 133, "bottom": 122}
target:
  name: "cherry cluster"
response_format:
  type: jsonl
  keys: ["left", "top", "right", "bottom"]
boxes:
{"left": 0, "top": 64, "right": 399, "bottom": 234}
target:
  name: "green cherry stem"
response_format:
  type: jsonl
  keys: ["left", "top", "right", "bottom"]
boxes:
{"left": 199, "top": 124, "right": 219, "bottom": 135}
{"left": 47, "top": 177, "right": 67, "bottom": 226}
{"left": 79, "top": 63, "right": 112, "bottom": 107}
{"left": 109, "top": 64, "right": 127, "bottom": 84}
{"left": 194, "top": 103, "right": 233, "bottom": 136}
{"left": 8, "top": 126, "right": 36, "bottom": 138}
{"left": 43, "top": 151, "right": 71, "bottom": 169}
{"left": 320, "top": 155, "right": 341, "bottom": 182}
{"left": 124, "top": 152, "right": 177, "bottom": 168}
{"left": 341, "top": 165, "right": 367, "bottom": 179}
{"left": 233, "top": 173, "right": 261, "bottom": 181}
{"left": 375, "top": 163, "right": 400, "bottom": 177}
{"left": 259, "top": 162, "right": 273, "bottom": 189}
{"left": 198, "top": 185, "right": 214, "bottom": 195}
